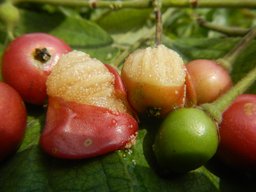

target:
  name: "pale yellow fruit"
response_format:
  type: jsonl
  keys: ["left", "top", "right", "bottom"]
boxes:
{"left": 47, "top": 50, "right": 127, "bottom": 113}
{"left": 121, "top": 44, "right": 186, "bottom": 117}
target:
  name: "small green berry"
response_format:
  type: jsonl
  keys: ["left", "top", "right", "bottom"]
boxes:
{"left": 0, "top": 2, "right": 20, "bottom": 39}
{"left": 153, "top": 108, "right": 219, "bottom": 174}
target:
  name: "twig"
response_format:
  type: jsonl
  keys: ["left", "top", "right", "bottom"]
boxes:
{"left": 12, "top": 0, "right": 256, "bottom": 9}
{"left": 154, "top": 0, "right": 162, "bottom": 46}
{"left": 217, "top": 26, "right": 256, "bottom": 71}
{"left": 113, "top": 9, "right": 173, "bottom": 67}
{"left": 197, "top": 16, "right": 249, "bottom": 36}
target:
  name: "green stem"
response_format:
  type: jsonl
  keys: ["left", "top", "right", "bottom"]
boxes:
{"left": 197, "top": 16, "right": 249, "bottom": 36}
{"left": 6, "top": 25, "right": 15, "bottom": 40}
{"left": 216, "top": 26, "right": 256, "bottom": 72}
{"left": 12, "top": 0, "right": 256, "bottom": 9}
{"left": 113, "top": 36, "right": 150, "bottom": 67}
{"left": 201, "top": 65, "right": 256, "bottom": 123}
{"left": 113, "top": 8, "right": 172, "bottom": 67}
{"left": 154, "top": 0, "right": 162, "bottom": 46}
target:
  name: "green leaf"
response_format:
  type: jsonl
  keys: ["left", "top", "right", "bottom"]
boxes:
{"left": 51, "top": 16, "right": 113, "bottom": 48}
{"left": 1, "top": 9, "right": 113, "bottom": 49}
{"left": 79, "top": 45, "right": 120, "bottom": 64}
{"left": 16, "top": 10, "right": 65, "bottom": 35}
{"left": 18, "top": 108, "right": 45, "bottom": 152}
{"left": 96, "top": 8, "right": 152, "bottom": 34}
{"left": 0, "top": 128, "right": 220, "bottom": 192}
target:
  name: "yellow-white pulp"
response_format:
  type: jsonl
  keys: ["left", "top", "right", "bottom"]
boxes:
{"left": 47, "top": 50, "right": 127, "bottom": 113}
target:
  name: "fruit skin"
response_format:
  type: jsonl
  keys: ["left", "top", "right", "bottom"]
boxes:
{"left": 121, "top": 45, "right": 186, "bottom": 117}
{"left": 186, "top": 59, "right": 232, "bottom": 104}
{"left": 40, "top": 97, "right": 138, "bottom": 159}
{"left": 104, "top": 64, "right": 128, "bottom": 100}
{"left": 184, "top": 68, "right": 197, "bottom": 107}
{"left": 153, "top": 108, "right": 219, "bottom": 174}
{"left": 0, "top": 82, "right": 27, "bottom": 161}
{"left": 218, "top": 94, "right": 256, "bottom": 171}
{"left": 2, "top": 33, "right": 72, "bottom": 105}
{"left": 40, "top": 62, "right": 138, "bottom": 159}
{"left": 121, "top": 73, "right": 185, "bottom": 116}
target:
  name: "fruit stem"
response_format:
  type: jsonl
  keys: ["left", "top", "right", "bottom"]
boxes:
{"left": 113, "top": 9, "right": 172, "bottom": 67}
{"left": 154, "top": 0, "right": 162, "bottom": 46}
{"left": 201, "top": 65, "right": 256, "bottom": 124}
{"left": 216, "top": 26, "right": 256, "bottom": 72}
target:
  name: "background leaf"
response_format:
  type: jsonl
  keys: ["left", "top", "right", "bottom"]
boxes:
{"left": 51, "top": 16, "right": 113, "bottom": 48}
{"left": 96, "top": 9, "right": 152, "bottom": 34}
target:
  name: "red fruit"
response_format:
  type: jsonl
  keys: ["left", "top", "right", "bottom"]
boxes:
{"left": 218, "top": 94, "right": 256, "bottom": 170}
{"left": 0, "top": 82, "right": 27, "bottom": 161}
{"left": 41, "top": 97, "right": 137, "bottom": 159}
{"left": 186, "top": 59, "right": 232, "bottom": 104}
{"left": 40, "top": 51, "right": 138, "bottom": 159}
{"left": 184, "top": 68, "right": 197, "bottom": 107}
{"left": 2, "top": 33, "right": 72, "bottom": 105}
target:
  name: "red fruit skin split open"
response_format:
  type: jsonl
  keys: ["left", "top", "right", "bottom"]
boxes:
{"left": 104, "top": 64, "right": 126, "bottom": 95}
{"left": 184, "top": 67, "right": 197, "bottom": 107}
{"left": 105, "top": 64, "right": 138, "bottom": 119}
{"left": 40, "top": 97, "right": 138, "bottom": 159}
{"left": 40, "top": 52, "right": 138, "bottom": 159}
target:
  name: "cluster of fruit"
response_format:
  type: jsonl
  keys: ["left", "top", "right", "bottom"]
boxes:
{"left": 1, "top": 31, "right": 256, "bottom": 176}
{"left": 0, "top": 33, "right": 138, "bottom": 160}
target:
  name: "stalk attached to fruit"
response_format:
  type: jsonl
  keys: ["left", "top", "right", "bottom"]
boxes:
{"left": 153, "top": 64, "right": 256, "bottom": 174}
{"left": 186, "top": 26, "right": 256, "bottom": 104}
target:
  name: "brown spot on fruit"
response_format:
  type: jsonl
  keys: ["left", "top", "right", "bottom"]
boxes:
{"left": 243, "top": 102, "right": 256, "bottom": 116}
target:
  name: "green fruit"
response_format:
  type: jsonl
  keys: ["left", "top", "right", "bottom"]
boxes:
{"left": 0, "top": 2, "right": 20, "bottom": 39}
{"left": 153, "top": 108, "right": 219, "bottom": 174}
{"left": 0, "top": 2, "right": 19, "bottom": 24}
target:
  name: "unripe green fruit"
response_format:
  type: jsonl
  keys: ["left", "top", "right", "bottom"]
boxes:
{"left": 0, "top": 2, "right": 20, "bottom": 39}
{"left": 153, "top": 108, "right": 219, "bottom": 174}
{"left": 0, "top": 2, "right": 19, "bottom": 24}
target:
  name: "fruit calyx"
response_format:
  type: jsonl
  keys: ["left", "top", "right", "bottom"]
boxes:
{"left": 34, "top": 48, "right": 51, "bottom": 63}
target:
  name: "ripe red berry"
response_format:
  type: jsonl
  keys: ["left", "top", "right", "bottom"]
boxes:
{"left": 218, "top": 94, "right": 256, "bottom": 171}
{"left": 0, "top": 82, "right": 27, "bottom": 161}
{"left": 186, "top": 59, "right": 232, "bottom": 104}
{"left": 2, "top": 33, "right": 72, "bottom": 105}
